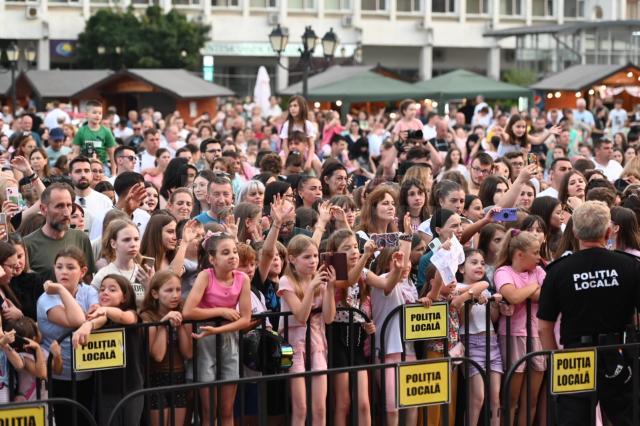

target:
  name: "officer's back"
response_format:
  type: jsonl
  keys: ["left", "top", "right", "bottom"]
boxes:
{"left": 538, "top": 201, "right": 640, "bottom": 426}
{"left": 540, "top": 246, "right": 640, "bottom": 345}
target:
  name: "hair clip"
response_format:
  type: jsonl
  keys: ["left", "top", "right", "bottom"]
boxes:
{"left": 201, "top": 231, "right": 224, "bottom": 248}
{"left": 510, "top": 229, "right": 521, "bottom": 237}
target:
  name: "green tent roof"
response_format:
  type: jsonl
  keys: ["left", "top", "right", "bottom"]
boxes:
{"left": 413, "top": 69, "right": 531, "bottom": 100}
{"left": 280, "top": 65, "right": 417, "bottom": 102}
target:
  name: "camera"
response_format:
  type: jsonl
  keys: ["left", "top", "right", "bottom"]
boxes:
{"left": 491, "top": 208, "right": 518, "bottom": 222}
{"left": 406, "top": 130, "right": 423, "bottom": 140}
{"left": 84, "top": 141, "right": 95, "bottom": 157}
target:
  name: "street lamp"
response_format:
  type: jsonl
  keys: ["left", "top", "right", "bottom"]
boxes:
{"left": 269, "top": 25, "right": 339, "bottom": 99}
{"left": 4, "top": 43, "right": 35, "bottom": 117}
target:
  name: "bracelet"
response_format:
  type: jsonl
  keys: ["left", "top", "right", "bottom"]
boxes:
{"left": 398, "top": 233, "right": 412, "bottom": 242}
{"left": 28, "top": 173, "right": 38, "bottom": 181}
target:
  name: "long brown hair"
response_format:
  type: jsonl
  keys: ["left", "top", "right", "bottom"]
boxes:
{"left": 141, "top": 214, "right": 176, "bottom": 268}
{"left": 139, "top": 270, "right": 182, "bottom": 319}
{"left": 357, "top": 186, "right": 398, "bottom": 234}
{"left": 286, "top": 95, "right": 309, "bottom": 139}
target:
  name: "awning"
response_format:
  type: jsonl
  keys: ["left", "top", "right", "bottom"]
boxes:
{"left": 530, "top": 63, "right": 640, "bottom": 91}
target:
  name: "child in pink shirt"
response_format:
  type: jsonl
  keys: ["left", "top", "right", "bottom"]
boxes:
{"left": 494, "top": 229, "right": 546, "bottom": 426}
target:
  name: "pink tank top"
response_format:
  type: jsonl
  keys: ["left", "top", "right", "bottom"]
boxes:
{"left": 198, "top": 268, "right": 246, "bottom": 309}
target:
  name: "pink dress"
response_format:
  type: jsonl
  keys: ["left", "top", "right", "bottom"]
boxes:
{"left": 277, "top": 276, "right": 327, "bottom": 373}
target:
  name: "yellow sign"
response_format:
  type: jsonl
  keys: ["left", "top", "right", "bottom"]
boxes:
{"left": 403, "top": 303, "right": 449, "bottom": 341}
{"left": 0, "top": 405, "right": 45, "bottom": 426}
{"left": 551, "top": 348, "right": 597, "bottom": 395}
{"left": 396, "top": 360, "right": 450, "bottom": 408}
{"left": 73, "top": 329, "right": 126, "bottom": 372}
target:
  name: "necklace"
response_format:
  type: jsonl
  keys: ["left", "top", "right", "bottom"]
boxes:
{"left": 113, "top": 262, "right": 136, "bottom": 283}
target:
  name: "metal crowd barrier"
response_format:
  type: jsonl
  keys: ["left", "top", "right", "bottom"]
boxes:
{"left": 0, "top": 298, "right": 565, "bottom": 426}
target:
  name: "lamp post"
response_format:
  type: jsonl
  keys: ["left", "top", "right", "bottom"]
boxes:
{"left": 97, "top": 45, "right": 122, "bottom": 69}
{"left": 4, "top": 43, "right": 37, "bottom": 116}
{"left": 269, "top": 25, "right": 338, "bottom": 99}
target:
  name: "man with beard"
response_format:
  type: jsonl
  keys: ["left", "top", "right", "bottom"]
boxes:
{"left": 24, "top": 183, "right": 95, "bottom": 280}
{"left": 468, "top": 152, "right": 494, "bottom": 195}
{"left": 69, "top": 156, "right": 113, "bottom": 233}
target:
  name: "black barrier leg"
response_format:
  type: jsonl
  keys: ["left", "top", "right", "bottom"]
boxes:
{"left": 216, "top": 331, "right": 223, "bottom": 426}
{"left": 258, "top": 316, "right": 268, "bottom": 426}
{"left": 327, "top": 322, "right": 334, "bottom": 426}
{"left": 284, "top": 315, "right": 291, "bottom": 426}
{"left": 305, "top": 315, "right": 312, "bottom": 426}
{"left": 192, "top": 320, "right": 200, "bottom": 426}
{"left": 464, "top": 301, "right": 470, "bottom": 426}
{"left": 238, "top": 328, "right": 245, "bottom": 426}
{"left": 209, "top": 384, "right": 215, "bottom": 426}
{"left": 633, "top": 343, "right": 639, "bottom": 426}
{"left": 71, "top": 339, "right": 77, "bottom": 426}
{"left": 168, "top": 325, "right": 176, "bottom": 426}
{"left": 485, "top": 299, "right": 492, "bottom": 426}
{"left": 143, "top": 326, "right": 151, "bottom": 426}
{"left": 525, "top": 300, "right": 532, "bottom": 426}
{"left": 546, "top": 354, "right": 554, "bottom": 426}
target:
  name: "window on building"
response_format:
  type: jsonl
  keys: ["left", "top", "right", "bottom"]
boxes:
{"left": 564, "top": 0, "right": 584, "bottom": 17}
{"left": 397, "top": 0, "right": 421, "bottom": 12}
{"left": 211, "top": 0, "right": 239, "bottom": 6}
{"left": 467, "top": 0, "right": 489, "bottom": 14}
{"left": 250, "top": 0, "right": 277, "bottom": 7}
{"left": 325, "top": 0, "right": 351, "bottom": 10}
{"left": 532, "top": 0, "right": 553, "bottom": 16}
{"left": 432, "top": 0, "right": 454, "bottom": 12}
{"left": 133, "top": 0, "right": 160, "bottom": 4}
{"left": 500, "top": 0, "right": 522, "bottom": 15}
{"left": 288, "top": 0, "right": 315, "bottom": 9}
{"left": 362, "top": 0, "right": 386, "bottom": 11}
{"left": 173, "top": 0, "right": 200, "bottom": 5}
{"left": 629, "top": 1, "right": 640, "bottom": 20}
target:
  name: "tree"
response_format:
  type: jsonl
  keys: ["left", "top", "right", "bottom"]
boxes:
{"left": 76, "top": 6, "right": 210, "bottom": 70}
{"left": 503, "top": 68, "right": 538, "bottom": 88}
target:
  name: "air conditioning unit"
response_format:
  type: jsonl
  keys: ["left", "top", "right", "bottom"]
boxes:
{"left": 26, "top": 6, "right": 39, "bottom": 20}
{"left": 341, "top": 15, "right": 354, "bottom": 28}
{"left": 267, "top": 13, "right": 279, "bottom": 26}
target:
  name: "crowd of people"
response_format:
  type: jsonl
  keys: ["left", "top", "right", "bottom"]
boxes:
{"left": 0, "top": 91, "right": 638, "bottom": 426}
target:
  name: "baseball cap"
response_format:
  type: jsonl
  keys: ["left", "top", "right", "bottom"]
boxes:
{"left": 49, "top": 127, "right": 65, "bottom": 141}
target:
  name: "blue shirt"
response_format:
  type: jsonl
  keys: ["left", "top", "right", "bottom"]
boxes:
{"left": 194, "top": 211, "right": 223, "bottom": 225}
{"left": 37, "top": 284, "right": 99, "bottom": 380}
{"left": 416, "top": 251, "right": 435, "bottom": 294}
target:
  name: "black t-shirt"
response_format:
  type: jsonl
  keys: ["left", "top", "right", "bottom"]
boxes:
{"left": 538, "top": 248, "right": 640, "bottom": 344}
{"left": 10, "top": 272, "right": 44, "bottom": 321}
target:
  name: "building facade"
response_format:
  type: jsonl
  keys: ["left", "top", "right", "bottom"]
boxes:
{"left": 0, "top": 0, "right": 630, "bottom": 95}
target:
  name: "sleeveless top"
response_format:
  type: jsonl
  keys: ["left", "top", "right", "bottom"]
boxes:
{"left": 198, "top": 268, "right": 246, "bottom": 309}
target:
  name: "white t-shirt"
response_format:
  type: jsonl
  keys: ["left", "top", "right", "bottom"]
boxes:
{"left": 536, "top": 186, "right": 558, "bottom": 199}
{"left": 278, "top": 120, "right": 317, "bottom": 141}
{"left": 89, "top": 208, "right": 150, "bottom": 241}
{"left": 593, "top": 159, "right": 623, "bottom": 182}
{"left": 76, "top": 190, "right": 114, "bottom": 233}
{"left": 609, "top": 108, "right": 628, "bottom": 133}
{"left": 91, "top": 262, "right": 146, "bottom": 306}
{"left": 456, "top": 283, "right": 495, "bottom": 334}
{"left": 43, "top": 108, "right": 71, "bottom": 130}
{"left": 371, "top": 274, "right": 416, "bottom": 356}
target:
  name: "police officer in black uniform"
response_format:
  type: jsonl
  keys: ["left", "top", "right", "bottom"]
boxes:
{"left": 538, "top": 201, "right": 640, "bottom": 426}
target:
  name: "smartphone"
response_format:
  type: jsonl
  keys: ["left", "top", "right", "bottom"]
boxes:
{"left": 5, "top": 187, "right": 25, "bottom": 211}
{"left": 491, "top": 208, "right": 518, "bottom": 222}
{"left": 527, "top": 153, "right": 537, "bottom": 165}
{"left": 320, "top": 252, "right": 348, "bottom": 286}
{"left": 0, "top": 213, "right": 7, "bottom": 242}
{"left": 371, "top": 233, "right": 399, "bottom": 249}
{"left": 141, "top": 256, "right": 155, "bottom": 270}
{"left": 428, "top": 237, "right": 442, "bottom": 252}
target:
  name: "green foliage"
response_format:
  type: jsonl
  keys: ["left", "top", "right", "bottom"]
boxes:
{"left": 76, "top": 6, "right": 209, "bottom": 69}
{"left": 503, "top": 68, "right": 538, "bottom": 87}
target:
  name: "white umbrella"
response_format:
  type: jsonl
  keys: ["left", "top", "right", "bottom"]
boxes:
{"left": 254, "top": 66, "right": 271, "bottom": 117}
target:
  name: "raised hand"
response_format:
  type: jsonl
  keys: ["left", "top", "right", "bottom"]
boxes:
{"left": 182, "top": 219, "right": 200, "bottom": 244}
{"left": 219, "top": 308, "right": 241, "bottom": 322}
{"left": 124, "top": 183, "right": 147, "bottom": 215}
{"left": 10, "top": 156, "right": 33, "bottom": 176}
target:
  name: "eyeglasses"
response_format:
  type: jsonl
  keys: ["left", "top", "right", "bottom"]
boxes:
{"left": 118, "top": 155, "right": 137, "bottom": 162}
{"left": 471, "top": 167, "right": 492, "bottom": 176}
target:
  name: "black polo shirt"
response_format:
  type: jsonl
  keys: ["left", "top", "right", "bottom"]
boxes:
{"left": 537, "top": 248, "right": 640, "bottom": 345}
